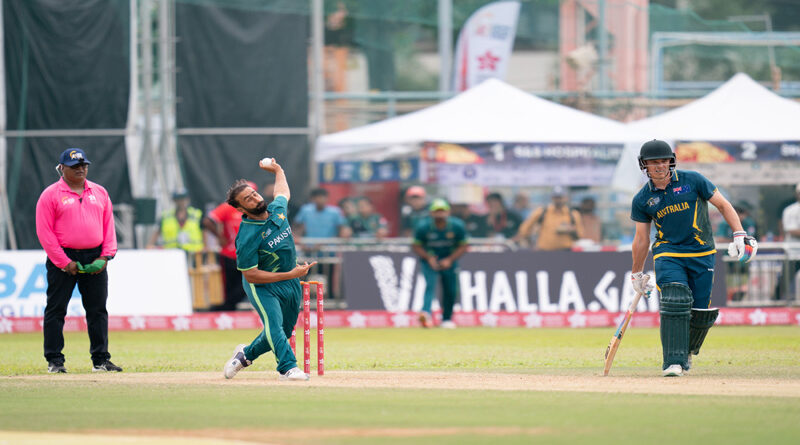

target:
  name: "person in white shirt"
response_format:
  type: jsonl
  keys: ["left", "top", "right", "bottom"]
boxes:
{"left": 782, "top": 183, "right": 800, "bottom": 243}
{"left": 780, "top": 182, "right": 800, "bottom": 301}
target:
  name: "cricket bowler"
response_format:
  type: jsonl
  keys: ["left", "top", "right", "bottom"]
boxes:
{"left": 630, "top": 140, "right": 757, "bottom": 377}
{"left": 223, "top": 158, "right": 316, "bottom": 381}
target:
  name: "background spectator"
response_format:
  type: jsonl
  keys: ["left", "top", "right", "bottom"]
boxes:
{"left": 780, "top": 183, "right": 800, "bottom": 300}
{"left": 782, "top": 183, "right": 800, "bottom": 243}
{"left": 512, "top": 191, "right": 533, "bottom": 219}
{"left": 516, "top": 186, "right": 583, "bottom": 250}
{"left": 400, "top": 186, "right": 428, "bottom": 236}
{"left": 350, "top": 196, "right": 389, "bottom": 239}
{"left": 294, "top": 188, "right": 352, "bottom": 240}
{"left": 577, "top": 196, "right": 602, "bottom": 244}
{"left": 338, "top": 197, "right": 357, "bottom": 221}
{"left": 716, "top": 201, "right": 758, "bottom": 242}
{"left": 486, "top": 192, "right": 523, "bottom": 239}
{"left": 147, "top": 190, "right": 204, "bottom": 253}
{"left": 451, "top": 203, "right": 489, "bottom": 238}
{"left": 202, "top": 181, "right": 258, "bottom": 311}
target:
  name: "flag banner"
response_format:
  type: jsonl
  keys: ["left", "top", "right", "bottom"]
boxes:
{"left": 452, "top": 1, "right": 520, "bottom": 91}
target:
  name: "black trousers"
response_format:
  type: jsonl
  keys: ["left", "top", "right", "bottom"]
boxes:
{"left": 43, "top": 246, "right": 110, "bottom": 365}
{"left": 213, "top": 254, "right": 247, "bottom": 311}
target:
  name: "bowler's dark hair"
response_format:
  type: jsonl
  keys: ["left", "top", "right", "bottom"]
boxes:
{"left": 226, "top": 179, "right": 251, "bottom": 208}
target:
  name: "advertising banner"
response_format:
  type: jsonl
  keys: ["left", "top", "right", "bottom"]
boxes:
{"left": 675, "top": 140, "right": 800, "bottom": 185}
{"left": 0, "top": 250, "right": 192, "bottom": 317}
{"left": 319, "top": 159, "right": 419, "bottom": 184}
{"left": 421, "top": 142, "right": 623, "bottom": 186}
{"left": 675, "top": 141, "right": 800, "bottom": 163}
{"left": 341, "top": 250, "right": 728, "bottom": 312}
{"left": 3, "top": 306, "right": 799, "bottom": 334}
{"left": 452, "top": 1, "right": 520, "bottom": 91}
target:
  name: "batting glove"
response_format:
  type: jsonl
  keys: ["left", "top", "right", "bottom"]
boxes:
{"left": 631, "top": 272, "right": 653, "bottom": 296}
{"left": 727, "top": 231, "right": 758, "bottom": 263}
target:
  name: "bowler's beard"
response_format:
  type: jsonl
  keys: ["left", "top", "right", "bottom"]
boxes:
{"left": 248, "top": 200, "right": 267, "bottom": 216}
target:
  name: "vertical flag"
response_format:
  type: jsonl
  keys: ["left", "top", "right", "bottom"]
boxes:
{"left": 452, "top": 1, "right": 521, "bottom": 91}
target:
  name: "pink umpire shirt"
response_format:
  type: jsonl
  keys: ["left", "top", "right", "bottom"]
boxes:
{"left": 35, "top": 178, "right": 118, "bottom": 269}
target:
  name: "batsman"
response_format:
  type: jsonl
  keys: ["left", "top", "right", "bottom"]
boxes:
{"left": 222, "top": 158, "right": 316, "bottom": 381}
{"left": 630, "top": 140, "right": 757, "bottom": 377}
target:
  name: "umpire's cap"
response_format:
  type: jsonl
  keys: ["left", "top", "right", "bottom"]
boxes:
{"left": 638, "top": 139, "right": 675, "bottom": 170}
{"left": 59, "top": 148, "right": 91, "bottom": 167}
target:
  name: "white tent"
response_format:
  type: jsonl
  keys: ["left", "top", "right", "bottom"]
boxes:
{"left": 613, "top": 73, "right": 800, "bottom": 191}
{"left": 315, "top": 79, "right": 636, "bottom": 162}
{"left": 627, "top": 73, "right": 800, "bottom": 141}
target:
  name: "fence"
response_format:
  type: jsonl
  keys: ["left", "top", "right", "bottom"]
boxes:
{"left": 723, "top": 242, "right": 800, "bottom": 306}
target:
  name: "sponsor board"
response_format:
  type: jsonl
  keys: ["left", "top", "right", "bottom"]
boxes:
{"left": 0, "top": 250, "right": 192, "bottom": 317}
{"left": 2, "top": 307, "right": 798, "bottom": 334}
{"left": 341, "top": 251, "right": 727, "bottom": 312}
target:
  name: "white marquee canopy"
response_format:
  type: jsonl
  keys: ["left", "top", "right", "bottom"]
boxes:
{"left": 315, "top": 79, "right": 637, "bottom": 162}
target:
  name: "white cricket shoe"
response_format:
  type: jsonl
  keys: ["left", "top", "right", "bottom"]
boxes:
{"left": 223, "top": 344, "right": 250, "bottom": 379}
{"left": 662, "top": 364, "right": 683, "bottom": 377}
{"left": 280, "top": 366, "right": 309, "bottom": 381}
{"left": 440, "top": 320, "right": 456, "bottom": 329}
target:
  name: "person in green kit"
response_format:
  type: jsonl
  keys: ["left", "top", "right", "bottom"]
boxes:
{"left": 223, "top": 158, "right": 316, "bottom": 381}
{"left": 412, "top": 198, "right": 468, "bottom": 328}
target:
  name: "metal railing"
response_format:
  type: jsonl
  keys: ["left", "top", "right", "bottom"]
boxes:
{"left": 722, "top": 241, "right": 800, "bottom": 307}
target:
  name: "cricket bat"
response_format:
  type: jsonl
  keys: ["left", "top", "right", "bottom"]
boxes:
{"left": 603, "top": 290, "right": 645, "bottom": 376}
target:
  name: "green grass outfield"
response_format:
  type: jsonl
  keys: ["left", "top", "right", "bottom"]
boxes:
{"left": 1, "top": 326, "right": 799, "bottom": 444}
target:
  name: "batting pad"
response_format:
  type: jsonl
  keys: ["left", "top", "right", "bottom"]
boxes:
{"left": 660, "top": 283, "right": 692, "bottom": 370}
{"left": 689, "top": 308, "right": 719, "bottom": 355}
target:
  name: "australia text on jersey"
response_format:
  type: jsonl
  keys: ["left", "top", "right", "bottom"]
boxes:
{"left": 656, "top": 201, "right": 690, "bottom": 219}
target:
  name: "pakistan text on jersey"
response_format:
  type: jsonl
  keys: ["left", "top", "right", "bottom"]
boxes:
{"left": 267, "top": 227, "right": 292, "bottom": 249}
{"left": 655, "top": 201, "right": 690, "bottom": 219}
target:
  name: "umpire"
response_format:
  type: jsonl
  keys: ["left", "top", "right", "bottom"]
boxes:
{"left": 35, "top": 148, "right": 122, "bottom": 373}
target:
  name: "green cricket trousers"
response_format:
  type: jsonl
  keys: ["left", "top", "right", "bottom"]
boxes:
{"left": 242, "top": 278, "right": 302, "bottom": 374}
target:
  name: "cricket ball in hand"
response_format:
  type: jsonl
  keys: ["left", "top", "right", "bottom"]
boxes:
{"left": 260, "top": 157, "right": 273, "bottom": 168}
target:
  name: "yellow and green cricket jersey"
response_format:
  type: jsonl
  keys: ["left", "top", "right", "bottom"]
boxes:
{"left": 631, "top": 170, "right": 717, "bottom": 260}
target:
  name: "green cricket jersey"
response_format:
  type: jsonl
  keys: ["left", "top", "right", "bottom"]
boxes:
{"left": 630, "top": 170, "right": 717, "bottom": 259}
{"left": 413, "top": 216, "right": 467, "bottom": 263}
{"left": 235, "top": 195, "right": 297, "bottom": 281}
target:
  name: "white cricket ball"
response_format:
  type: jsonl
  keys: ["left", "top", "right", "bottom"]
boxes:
{"left": 260, "top": 157, "right": 273, "bottom": 167}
